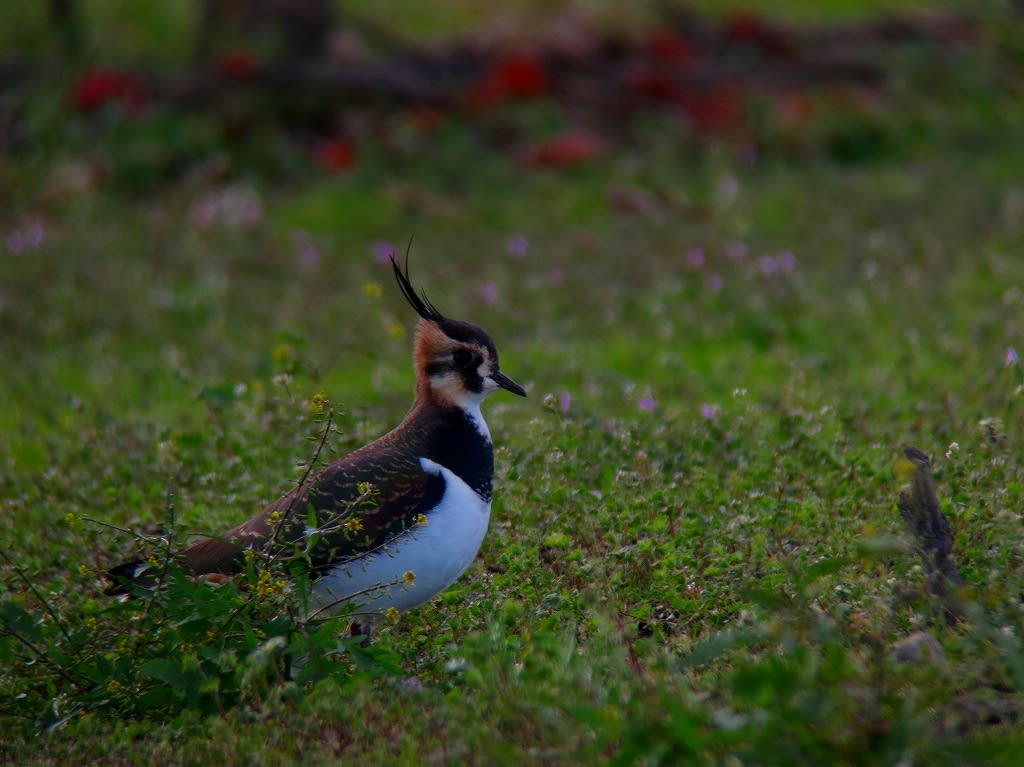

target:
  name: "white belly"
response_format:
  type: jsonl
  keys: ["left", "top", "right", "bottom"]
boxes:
{"left": 309, "top": 457, "right": 491, "bottom": 617}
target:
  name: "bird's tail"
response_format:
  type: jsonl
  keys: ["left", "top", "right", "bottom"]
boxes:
{"left": 103, "top": 559, "right": 158, "bottom": 596}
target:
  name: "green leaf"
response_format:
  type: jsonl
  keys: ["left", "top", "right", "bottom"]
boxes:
{"left": 0, "top": 599, "right": 44, "bottom": 644}
{"left": 139, "top": 658, "right": 188, "bottom": 689}
{"left": 740, "top": 586, "right": 792, "bottom": 610}
{"left": 730, "top": 660, "right": 799, "bottom": 701}
{"left": 542, "top": 531, "right": 571, "bottom": 549}
{"left": 801, "top": 556, "right": 849, "bottom": 583}
{"left": 346, "top": 638, "right": 403, "bottom": 678}
{"left": 679, "top": 627, "right": 764, "bottom": 670}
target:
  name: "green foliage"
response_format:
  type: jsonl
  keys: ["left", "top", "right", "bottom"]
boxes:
{"left": 1, "top": 525, "right": 399, "bottom": 737}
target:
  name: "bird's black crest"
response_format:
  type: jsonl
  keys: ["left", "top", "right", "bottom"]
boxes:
{"left": 391, "top": 249, "right": 445, "bottom": 322}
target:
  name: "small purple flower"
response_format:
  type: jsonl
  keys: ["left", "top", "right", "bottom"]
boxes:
{"left": 559, "top": 392, "right": 572, "bottom": 414}
{"left": 685, "top": 248, "right": 705, "bottom": 269}
{"left": 372, "top": 240, "right": 395, "bottom": 264}
{"left": 24, "top": 221, "right": 44, "bottom": 249}
{"left": 706, "top": 273, "right": 723, "bottom": 292}
{"left": 718, "top": 175, "right": 739, "bottom": 203}
{"left": 401, "top": 676, "right": 424, "bottom": 692}
{"left": 5, "top": 230, "right": 24, "bottom": 254}
{"left": 725, "top": 241, "right": 747, "bottom": 261}
{"left": 505, "top": 233, "right": 529, "bottom": 257}
{"left": 293, "top": 230, "right": 320, "bottom": 269}
{"left": 1006, "top": 347, "right": 1019, "bottom": 366}
{"left": 778, "top": 250, "right": 796, "bottom": 273}
{"left": 547, "top": 267, "right": 565, "bottom": 286}
{"left": 700, "top": 403, "right": 719, "bottom": 420}
{"left": 239, "top": 197, "right": 263, "bottom": 227}
{"left": 637, "top": 395, "right": 656, "bottom": 412}
{"left": 477, "top": 281, "right": 498, "bottom": 304}
{"left": 4, "top": 221, "right": 45, "bottom": 253}
{"left": 758, "top": 255, "right": 778, "bottom": 276}
{"left": 189, "top": 186, "right": 262, "bottom": 231}
{"left": 190, "top": 199, "right": 215, "bottom": 230}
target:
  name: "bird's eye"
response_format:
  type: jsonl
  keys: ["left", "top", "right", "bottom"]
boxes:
{"left": 452, "top": 349, "right": 473, "bottom": 367}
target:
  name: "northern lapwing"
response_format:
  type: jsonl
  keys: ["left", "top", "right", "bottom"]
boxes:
{"left": 106, "top": 255, "right": 525, "bottom": 624}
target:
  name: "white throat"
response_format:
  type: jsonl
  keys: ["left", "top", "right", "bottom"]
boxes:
{"left": 457, "top": 397, "right": 491, "bottom": 441}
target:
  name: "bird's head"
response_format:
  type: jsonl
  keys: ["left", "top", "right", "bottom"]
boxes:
{"left": 391, "top": 255, "right": 526, "bottom": 409}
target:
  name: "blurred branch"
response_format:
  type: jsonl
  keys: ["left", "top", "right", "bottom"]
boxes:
{"left": 168, "top": 62, "right": 454, "bottom": 106}
{"left": 196, "top": 0, "right": 332, "bottom": 63}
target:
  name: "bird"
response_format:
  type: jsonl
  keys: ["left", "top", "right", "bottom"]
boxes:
{"left": 105, "top": 255, "right": 526, "bottom": 625}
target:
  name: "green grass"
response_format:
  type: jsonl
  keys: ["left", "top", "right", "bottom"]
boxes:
{"left": 4, "top": 4, "right": 1024, "bottom": 766}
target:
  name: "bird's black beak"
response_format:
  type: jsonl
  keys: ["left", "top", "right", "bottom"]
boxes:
{"left": 493, "top": 371, "right": 527, "bottom": 397}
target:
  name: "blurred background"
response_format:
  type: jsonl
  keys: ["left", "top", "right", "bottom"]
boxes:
{"left": 1, "top": 0, "right": 1018, "bottom": 465}
{"left": 2, "top": 0, "right": 995, "bottom": 192}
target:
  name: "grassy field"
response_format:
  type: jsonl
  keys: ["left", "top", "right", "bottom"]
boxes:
{"left": 3, "top": 2, "right": 1024, "bottom": 765}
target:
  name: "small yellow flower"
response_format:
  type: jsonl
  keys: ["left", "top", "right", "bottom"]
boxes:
{"left": 179, "top": 642, "right": 193, "bottom": 655}
{"left": 344, "top": 517, "right": 364, "bottom": 534}
{"left": 64, "top": 512, "right": 76, "bottom": 525}
{"left": 357, "top": 481, "right": 373, "bottom": 495}
{"left": 362, "top": 281, "right": 383, "bottom": 299}
{"left": 256, "top": 568, "right": 285, "bottom": 597}
{"left": 78, "top": 564, "right": 89, "bottom": 575}
{"left": 310, "top": 392, "right": 327, "bottom": 413}
{"left": 267, "top": 510, "right": 282, "bottom": 526}
{"left": 86, "top": 615, "right": 98, "bottom": 628}
{"left": 402, "top": 570, "right": 416, "bottom": 586}
{"left": 106, "top": 679, "right": 122, "bottom": 694}
{"left": 272, "top": 344, "right": 295, "bottom": 364}
{"left": 414, "top": 513, "right": 428, "bottom": 527}
{"left": 147, "top": 555, "right": 159, "bottom": 567}
{"left": 385, "top": 606, "right": 400, "bottom": 622}
{"left": 387, "top": 321, "right": 405, "bottom": 339}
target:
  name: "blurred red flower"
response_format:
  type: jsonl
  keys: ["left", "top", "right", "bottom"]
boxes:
{"left": 216, "top": 48, "right": 260, "bottom": 80}
{"left": 314, "top": 139, "right": 356, "bottom": 171}
{"left": 626, "top": 31, "right": 697, "bottom": 103}
{"left": 525, "top": 129, "right": 603, "bottom": 167}
{"left": 407, "top": 105, "right": 444, "bottom": 134}
{"left": 470, "top": 52, "right": 548, "bottom": 110}
{"left": 677, "top": 86, "right": 743, "bottom": 135}
{"left": 775, "top": 90, "right": 816, "bottom": 129}
{"left": 71, "top": 67, "right": 146, "bottom": 114}
{"left": 645, "top": 30, "right": 697, "bottom": 67}
{"left": 625, "top": 63, "right": 679, "bottom": 101}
